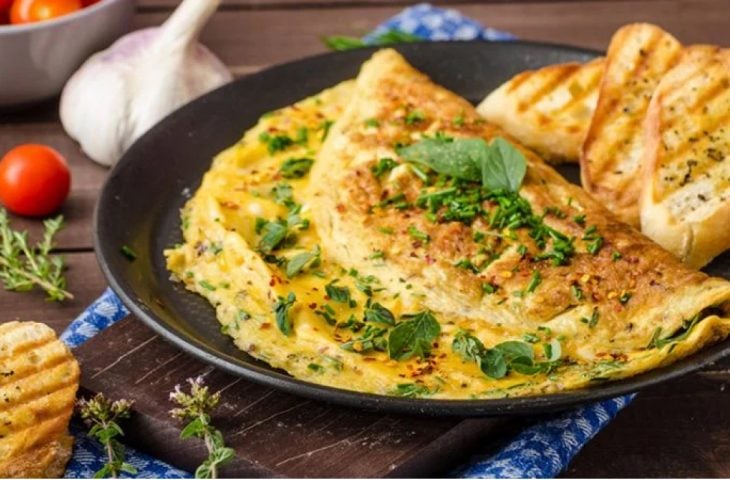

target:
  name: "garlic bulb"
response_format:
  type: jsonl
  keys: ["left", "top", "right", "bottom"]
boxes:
{"left": 60, "top": 0, "right": 232, "bottom": 167}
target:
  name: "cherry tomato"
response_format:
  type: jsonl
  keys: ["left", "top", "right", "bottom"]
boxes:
{"left": 10, "top": 0, "right": 82, "bottom": 24}
{"left": 81, "top": 0, "right": 100, "bottom": 6}
{"left": 0, "top": 0, "right": 13, "bottom": 13}
{"left": 0, "top": 144, "right": 71, "bottom": 217}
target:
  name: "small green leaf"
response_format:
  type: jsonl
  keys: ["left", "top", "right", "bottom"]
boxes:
{"left": 285, "top": 246, "right": 321, "bottom": 278}
{"left": 273, "top": 292, "right": 296, "bottom": 336}
{"left": 481, "top": 348, "right": 508, "bottom": 378}
{"left": 280, "top": 158, "right": 314, "bottom": 179}
{"left": 387, "top": 311, "right": 441, "bottom": 361}
{"left": 364, "top": 302, "right": 395, "bottom": 325}
{"left": 481, "top": 137, "right": 527, "bottom": 192}
{"left": 398, "top": 138, "right": 484, "bottom": 181}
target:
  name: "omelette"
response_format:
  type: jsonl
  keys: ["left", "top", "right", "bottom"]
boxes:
{"left": 165, "top": 49, "right": 730, "bottom": 399}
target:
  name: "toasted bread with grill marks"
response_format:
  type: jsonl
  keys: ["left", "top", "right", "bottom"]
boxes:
{"left": 640, "top": 47, "right": 730, "bottom": 268}
{"left": 0, "top": 321, "right": 79, "bottom": 478}
{"left": 581, "top": 23, "right": 683, "bottom": 226}
{"left": 477, "top": 57, "right": 604, "bottom": 164}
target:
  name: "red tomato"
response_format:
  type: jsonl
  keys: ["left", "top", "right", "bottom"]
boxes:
{"left": 0, "top": 0, "right": 13, "bottom": 13}
{"left": 81, "top": 0, "right": 100, "bottom": 6}
{"left": 10, "top": 0, "right": 82, "bottom": 24}
{"left": 0, "top": 145, "right": 71, "bottom": 217}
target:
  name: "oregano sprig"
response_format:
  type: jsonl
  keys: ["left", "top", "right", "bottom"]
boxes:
{"left": 0, "top": 208, "right": 72, "bottom": 301}
{"left": 77, "top": 393, "right": 137, "bottom": 479}
{"left": 170, "top": 377, "right": 235, "bottom": 479}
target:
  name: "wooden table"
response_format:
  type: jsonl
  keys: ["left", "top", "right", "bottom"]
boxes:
{"left": 2, "top": 0, "right": 729, "bottom": 476}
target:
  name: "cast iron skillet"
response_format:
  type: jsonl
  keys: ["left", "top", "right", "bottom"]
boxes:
{"left": 95, "top": 41, "right": 730, "bottom": 416}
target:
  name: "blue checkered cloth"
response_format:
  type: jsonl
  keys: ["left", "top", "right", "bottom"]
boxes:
{"left": 63, "top": 4, "right": 632, "bottom": 478}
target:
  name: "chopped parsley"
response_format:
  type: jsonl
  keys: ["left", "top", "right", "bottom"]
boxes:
{"left": 259, "top": 131, "right": 294, "bottom": 154}
{"left": 364, "top": 118, "right": 380, "bottom": 128}
{"left": 280, "top": 158, "right": 314, "bottom": 179}
{"left": 582, "top": 225, "right": 604, "bottom": 255}
{"left": 325, "top": 281, "right": 355, "bottom": 307}
{"left": 482, "top": 282, "right": 497, "bottom": 294}
{"left": 619, "top": 292, "right": 632, "bottom": 305}
{"left": 611, "top": 250, "right": 622, "bottom": 262}
{"left": 364, "top": 302, "right": 395, "bottom": 326}
{"left": 273, "top": 292, "right": 296, "bottom": 336}
{"left": 371, "top": 157, "right": 398, "bottom": 178}
{"left": 285, "top": 245, "right": 321, "bottom": 278}
{"left": 391, "top": 383, "right": 434, "bottom": 398}
{"left": 404, "top": 109, "right": 426, "bottom": 125}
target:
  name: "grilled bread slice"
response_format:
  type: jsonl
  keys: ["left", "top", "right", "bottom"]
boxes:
{"left": 477, "top": 57, "right": 604, "bottom": 164}
{"left": 0, "top": 321, "right": 80, "bottom": 478}
{"left": 581, "top": 23, "right": 683, "bottom": 226}
{"left": 640, "top": 47, "right": 730, "bottom": 268}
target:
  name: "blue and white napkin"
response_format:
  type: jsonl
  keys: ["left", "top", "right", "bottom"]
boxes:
{"left": 62, "top": 5, "right": 633, "bottom": 478}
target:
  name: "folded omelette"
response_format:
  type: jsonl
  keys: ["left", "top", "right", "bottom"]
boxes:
{"left": 165, "top": 49, "right": 730, "bottom": 399}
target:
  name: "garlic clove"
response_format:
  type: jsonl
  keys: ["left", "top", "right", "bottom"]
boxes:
{"left": 60, "top": 0, "right": 232, "bottom": 167}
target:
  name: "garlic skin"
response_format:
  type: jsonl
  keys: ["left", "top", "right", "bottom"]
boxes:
{"left": 60, "top": 0, "right": 232, "bottom": 167}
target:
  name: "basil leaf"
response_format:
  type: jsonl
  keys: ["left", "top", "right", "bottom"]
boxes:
{"left": 280, "top": 158, "right": 314, "bottom": 179}
{"left": 364, "top": 302, "right": 395, "bottom": 326}
{"left": 493, "top": 340, "right": 534, "bottom": 364}
{"left": 387, "top": 311, "right": 441, "bottom": 360}
{"left": 480, "top": 349, "right": 507, "bottom": 379}
{"left": 285, "top": 246, "right": 320, "bottom": 278}
{"left": 452, "top": 330, "right": 485, "bottom": 362}
{"left": 397, "top": 138, "right": 485, "bottom": 181}
{"left": 481, "top": 137, "right": 527, "bottom": 192}
{"left": 273, "top": 292, "right": 296, "bottom": 336}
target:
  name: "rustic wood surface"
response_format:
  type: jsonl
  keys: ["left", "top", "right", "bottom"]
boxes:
{"left": 76, "top": 318, "right": 511, "bottom": 478}
{"left": 1, "top": 0, "right": 729, "bottom": 477}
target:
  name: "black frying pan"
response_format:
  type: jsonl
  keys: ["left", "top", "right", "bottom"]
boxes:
{"left": 95, "top": 41, "right": 730, "bottom": 416}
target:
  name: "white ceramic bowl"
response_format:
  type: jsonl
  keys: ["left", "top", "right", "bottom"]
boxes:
{"left": 0, "top": 0, "right": 135, "bottom": 109}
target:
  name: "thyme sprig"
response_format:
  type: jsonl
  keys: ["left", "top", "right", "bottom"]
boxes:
{"left": 0, "top": 209, "right": 72, "bottom": 301}
{"left": 77, "top": 393, "right": 137, "bottom": 478}
{"left": 170, "top": 377, "right": 235, "bottom": 479}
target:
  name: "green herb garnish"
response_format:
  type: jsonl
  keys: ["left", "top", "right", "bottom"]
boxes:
{"left": 286, "top": 245, "right": 321, "bottom": 277}
{"left": 280, "top": 158, "right": 314, "bottom": 179}
{"left": 259, "top": 131, "right": 294, "bottom": 154}
{"left": 322, "top": 29, "right": 423, "bottom": 51}
{"left": 273, "top": 292, "right": 296, "bottom": 336}
{"left": 387, "top": 310, "right": 440, "bottom": 361}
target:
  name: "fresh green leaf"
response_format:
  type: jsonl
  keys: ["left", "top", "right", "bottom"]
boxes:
{"left": 285, "top": 246, "right": 321, "bottom": 277}
{"left": 364, "top": 302, "right": 395, "bottom": 325}
{"left": 371, "top": 157, "right": 398, "bottom": 178}
{"left": 325, "top": 281, "right": 353, "bottom": 305}
{"left": 391, "top": 383, "right": 434, "bottom": 398}
{"left": 480, "top": 137, "right": 527, "bottom": 192}
{"left": 397, "top": 138, "right": 484, "bottom": 181}
{"left": 273, "top": 292, "right": 296, "bottom": 336}
{"left": 280, "top": 158, "right": 314, "bottom": 179}
{"left": 388, "top": 310, "right": 441, "bottom": 360}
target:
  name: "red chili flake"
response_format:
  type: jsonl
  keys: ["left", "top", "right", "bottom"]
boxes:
{"left": 308, "top": 303, "right": 318, "bottom": 310}
{"left": 336, "top": 204, "right": 346, "bottom": 213}
{"left": 424, "top": 255, "right": 436, "bottom": 265}
{"left": 220, "top": 201, "right": 239, "bottom": 210}
{"left": 260, "top": 323, "right": 272, "bottom": 330}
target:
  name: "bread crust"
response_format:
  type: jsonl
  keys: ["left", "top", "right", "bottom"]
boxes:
{"left": 640, "top": 46, "right": 730, "bottom": 268}
{"left": 477, "top": 58, "right": 604, "bottom": 164}
{"left": 581, "top": 23, "right": 682, "bottom": 227}
{"left": 0, "top": 322, "right": 79, "bottom": 478}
